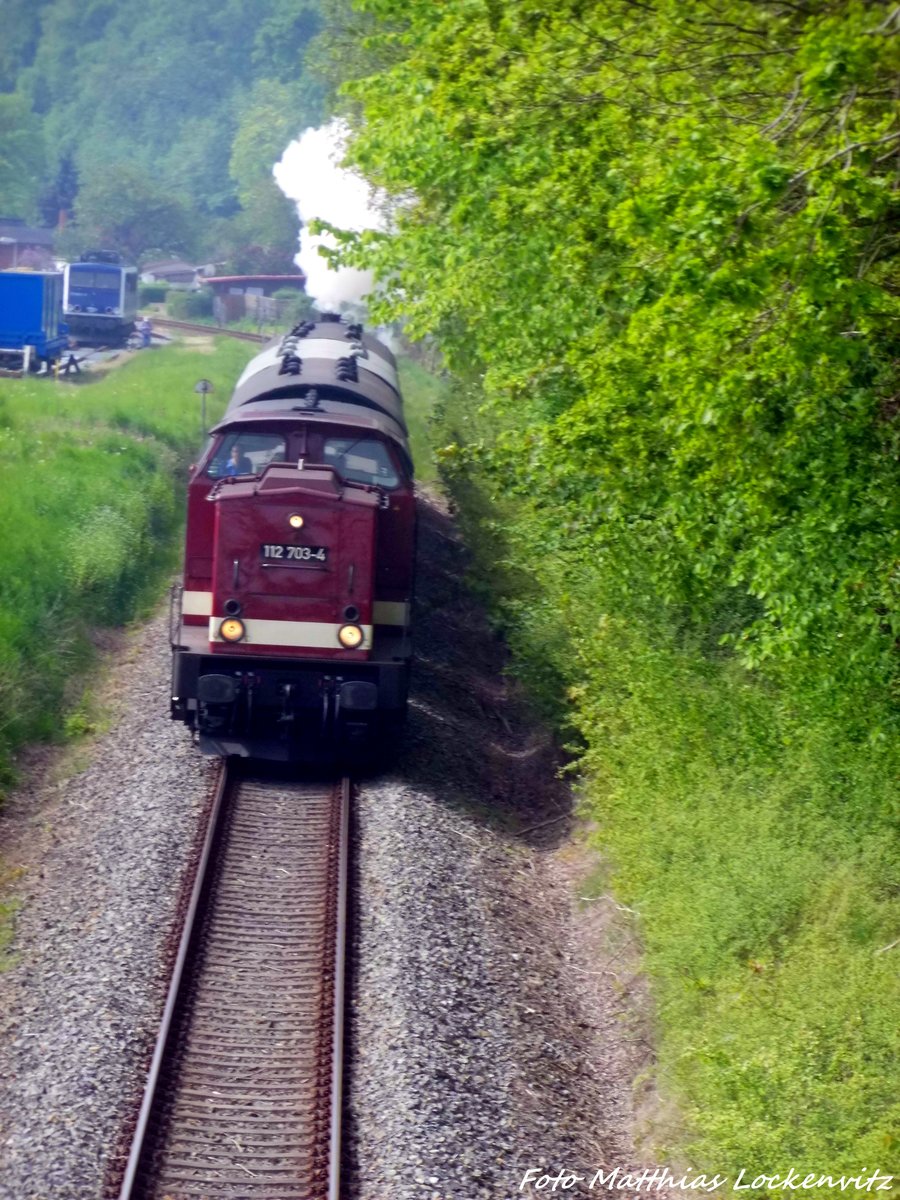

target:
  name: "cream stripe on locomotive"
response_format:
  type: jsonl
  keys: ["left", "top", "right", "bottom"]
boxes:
{"left": 209, "top": 616, "right": 373, "bottom": 650}
{"left": 187, "top": 594, "right": 406, "bottom": 627}
{"left": 234, "top": 338, "right": 398, "bottom": 392}
{"left": 183, "top": 589, "right": 213, "bottom": 616}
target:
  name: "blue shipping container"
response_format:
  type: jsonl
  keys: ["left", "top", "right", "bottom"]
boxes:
{"left": 0, "top": 270, "right": 69, "bottom": 369}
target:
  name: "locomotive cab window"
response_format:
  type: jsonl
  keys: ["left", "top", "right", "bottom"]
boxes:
{"left": 207, "top": 432, "right": 286, "bottom": 478}
{"left": 69, "top": 269, "right": 118, "bottom": 291}
{"left": 323, "top": 437, "right": 400, "bottom": 488}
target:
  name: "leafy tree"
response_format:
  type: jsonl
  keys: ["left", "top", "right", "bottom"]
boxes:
{"left": 0, "top": 0, "right": 51, "bottom": 92}
{"left": 252, "top": 0, "right": 325, "bottom": 92}
{"left": 215, "top": 193, "right": 301, "bottom": 275}
{"left": 230, "top": 80, "right": 317, "bottom": 206}
{"left": 316, "top": 1, "right": 900, "bottom": 1177}
{"left": 324, "top": 0, "right": 900, "bottom": 701}
{"left": 68, "top": 162, "right": 198, "bottom": 260}
{"left": 221, "top": 78, "right": 325, "bottom": 274}
{"left": 38, "top": 152, "right": 77, "bottom": 228}
{"left": 11, "top": 0, "right": 326, "bottom": 251}
{"left": 0, "top": 93, "right": 45, "bottom": 219}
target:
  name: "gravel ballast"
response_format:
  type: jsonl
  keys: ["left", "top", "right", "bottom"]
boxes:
{"left": 0, "top": 612, "right": 214, "bottom": 1200}
{"left": 0, "top": 495, "right": 667, "bottom": 1199}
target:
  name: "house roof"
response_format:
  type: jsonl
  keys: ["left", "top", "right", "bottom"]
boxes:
{"left": 141, "top": 259, "right": 198, "bottom": 274}
{"left": 204, "top": 274, "right": 307, "bottom": 286}
{"left": 0, "top": 219, "right": 54, "bottom": 246}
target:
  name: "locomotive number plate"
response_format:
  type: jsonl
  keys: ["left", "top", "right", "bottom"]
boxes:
{"left": 261, "top": 543, "right": 328, "bottom": 563}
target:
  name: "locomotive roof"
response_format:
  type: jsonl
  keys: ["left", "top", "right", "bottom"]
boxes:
{"left": 211, "top": 397, "right": 411, "bottom": 468}
{"left": 227, "top": 320, "right": 405, "bottom": 433}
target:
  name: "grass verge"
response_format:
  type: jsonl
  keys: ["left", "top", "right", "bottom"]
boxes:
{"left": 437, "top": 417, "right": 900, "bottom": 1187}
{"left": 0, "top": 338, "right": 254, "bottom": 791}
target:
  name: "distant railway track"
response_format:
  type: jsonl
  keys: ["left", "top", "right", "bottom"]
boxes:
{"left": 153, "top": 317, "right": 269, "bottom": 344}
{"left": 115, "top": 765, "right": 350, "bottom": 1200}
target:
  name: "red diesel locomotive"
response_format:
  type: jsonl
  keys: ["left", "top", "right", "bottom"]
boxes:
{"left": 170, "top": 315, "right": 414, "bottom": 760}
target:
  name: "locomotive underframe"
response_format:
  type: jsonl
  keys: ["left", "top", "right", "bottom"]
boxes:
{"left": 64, "top": 312, "right": 134, "bottom": 347}
{"left": 171, "top": 630, "right": 410, "bottom": 761}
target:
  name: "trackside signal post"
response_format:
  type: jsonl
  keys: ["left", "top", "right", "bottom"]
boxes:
{"left": 194, "top": 378, "right": 214, "bottom": 435}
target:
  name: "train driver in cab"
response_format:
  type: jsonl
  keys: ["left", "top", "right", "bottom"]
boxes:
{"left": 224, "top": 445, "right": 253, "bottom": 476}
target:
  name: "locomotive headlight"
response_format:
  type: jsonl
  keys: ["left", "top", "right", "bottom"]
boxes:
{"left": 288, "top": 513, "right": 304, "bottom": 529}
{"left": 337, "top": 624, "right": 364, "bottom": 649}
{"left": 219, "top": 617, "right": 246, "bottom": 643}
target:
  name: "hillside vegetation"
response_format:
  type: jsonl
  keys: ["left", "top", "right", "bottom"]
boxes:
{"left": 321, "top": 0, "right": 900, "bottom": 1182}
{"left": 0, "top": 0, "right": 323, "bottom": 267}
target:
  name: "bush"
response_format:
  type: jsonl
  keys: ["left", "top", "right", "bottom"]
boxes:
{"left": 437, "top": 434, "right": 900, "bottom": 1181}
{"left": 138, "top": 283, "right": 167, "bottom": 304}
{"left": 272, "top": 288, "right": 316, "bottom": 326}
{"left": 166, "top": 287, "right": 214, "bottom": 319}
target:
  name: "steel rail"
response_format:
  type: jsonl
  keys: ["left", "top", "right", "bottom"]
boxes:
{"left": 117, "top": 760, "right": 229, "bottom": 1200}
{"left": 152, "top": 317, "right": 269, "bottom": 343}
{"left": 329, "top": 777, "right": 350, "bottom": 1200}
{"left": 115, "top": 768, "right": 351, "bottom": 1200}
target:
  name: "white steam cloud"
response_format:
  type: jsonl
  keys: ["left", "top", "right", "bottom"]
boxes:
{"left": 274, "top": 120, "right": 383, "bottom": 312}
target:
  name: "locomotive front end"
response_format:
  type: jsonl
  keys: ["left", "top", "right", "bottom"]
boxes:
{"left": 171, "top": 316, "right": 414, "bottom": 762}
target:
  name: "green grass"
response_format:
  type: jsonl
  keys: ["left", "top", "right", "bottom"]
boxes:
{"left": 0, "top": 875, "right": 20, "bottom": 971}
{"left": 437, "top": 441, "right": 900, "bottom": 1188}
{"left": 0, "top": 339, "right": 255, "bottom": 782}
{"left": 571, "top": 625, "right": 900, "bottom": 1177}
{"left": 0, "top": 340, "right": 440, "bottom": 959}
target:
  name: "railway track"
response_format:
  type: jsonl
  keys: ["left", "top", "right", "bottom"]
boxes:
{"left": 153, "top": 317, "right": 269, "bottom": 344}
{"left": 116, "top": 766, "right": 350, "bottom": 1200}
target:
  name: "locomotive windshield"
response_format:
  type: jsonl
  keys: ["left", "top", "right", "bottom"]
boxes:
{"left": 206, "top": 432, "right": 286, "bottom": 477}
{"left": 323, "top": 437, "right": 400, "bottom": 488}
{"left": 69, "top": 268, "right": 119, "bottom": 290}
{"left": 204, "top": 430, "right": 403, "bottom": 488}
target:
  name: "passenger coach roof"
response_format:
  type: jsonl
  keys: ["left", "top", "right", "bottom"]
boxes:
{"left": 227, "top": 319, "right": 405, "bottom": 433}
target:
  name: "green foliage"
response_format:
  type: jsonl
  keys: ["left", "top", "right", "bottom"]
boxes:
{"left": 230, "top": 80, "right": 320, "bottom": 205}
{"left": 397, "top": 355, "right": 447, "bottom": 485}
{"left": 442, "top": 433, "right": 900, "bottom": 1178}
{"left": 139, "top": 283, "right": 168, "bottom": 304}
{"left": 328, "top": 0, "right": 899, "bottom": 704}
{"left": 272, "top": 288, "right": 317, "bottom": 325}
{"left": 0, "top": 864, "right": 21, "bottom": 971}
{"left": 68, "top": 162, "right": 197, "bottom": 260}
{"left": 9, "top": 0, "right": 325, "bottom": 258}
{"left": 251, "top": 0, "right": 324, "bottom": 87}
{"left": 218, "top": 78, "right": 317, "bottom": 274}
{"left": 0, "top": 92, "right": 45, "bottom": 219}
{"left": 0, "top": 339, "right": 253, "bottom": 784}
{"left": 166, "top": 288, "right": 214, "bottom": 319}
{"left": 0, "top": 0, "right": 48, "bottom": 92}
{"left": 323, "top": 0, "right": 900, "bottom": 1177}
{"left": 217, "top": 189, "right": 301, "bottom": 276}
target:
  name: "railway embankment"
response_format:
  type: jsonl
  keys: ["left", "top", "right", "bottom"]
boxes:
{"left": 433, "top": 430, "right": 900, "bottom": 1182}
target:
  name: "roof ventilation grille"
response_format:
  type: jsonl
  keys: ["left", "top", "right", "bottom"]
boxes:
{"left": 335, "top": 356, "right": 358, "bottom": 383}
{"left": 279, "top": 354, "right": 303, "bottom": 376}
